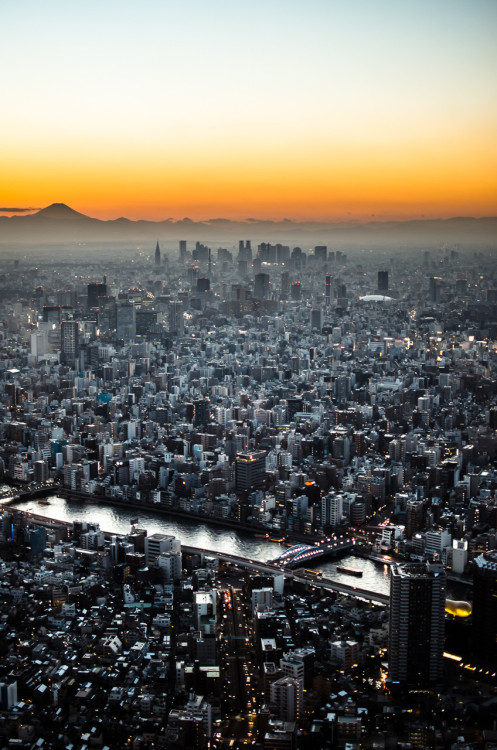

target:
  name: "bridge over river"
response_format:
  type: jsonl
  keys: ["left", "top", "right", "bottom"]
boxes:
{"left": 272, "top": 535, "right": 357, "bottom": 568}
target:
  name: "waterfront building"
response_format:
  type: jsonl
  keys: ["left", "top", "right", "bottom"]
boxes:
{"left": 388, "top": 560, "right": 446, "bottom": 686}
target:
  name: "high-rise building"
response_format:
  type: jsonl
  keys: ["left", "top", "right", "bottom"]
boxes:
{"left": 269, "top": 676, "right": 303, "bottom": 722}
{"left": 472, "top": 551, "right": 497, "bottom": 663}
{"left": 235, "top": 450, "right": 266, "bottom": 492}
{"left": 378, "top": 270, "right": 389, "bottom": 292}
{"left": 310, "top": 308, "right": 323, "bottom": 331}
{"left": 406, "top": 499, "right": 424, "bottom": 538}
{"left": 87, "top": 281, "right": 107, "bottom": 310}
{"left": 321, "top": 493, "right": 343, "bottom": 528}
{"left": 116, "top": 303, "right": 136, "bottom": 342}
{"left": 290, "top": 281, "right": 302, "bottom": 300}
{"left": 155, "top": 241, "right": 161, "bottom": 266}
{"left": 193, "top": 398, "right": 210, "bottom": 428}
{"left": 60, "top": 321, "right": 79, "bottom": 363}
{"left": 429, "top": 276, "right": 442, "bottom": 303}
{"left": 196, "top": 277, "right": 210, "bottom": 294}
{"left": 97, "top": 296, "right": 117, "bottom": 337}
{"left": 0, "top": 680, "right": 17, "bottom": 710}
{"left": 314, "top": 245, "right": 327, "bottom": 263}
{"left": 388, "top": 560, "right": 446, "bottom": 686}
{"left": 179, "top": 240, "right": 187, "bottom": 260}
{"left": 254, "top": 273, "right": 270, "bottom": 300}
{"left": 325, "top": 275, "right": 331, "bottom": 306}
{"left": 168, "top": 300, "right": 184, "bottom": 336}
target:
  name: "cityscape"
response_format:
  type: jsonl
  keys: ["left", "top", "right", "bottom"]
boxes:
{"left": 1, "top": 1, "right": 497, "bottom": 748}
{"left": 0, "top": 231, "right": 496, "bottom": 749}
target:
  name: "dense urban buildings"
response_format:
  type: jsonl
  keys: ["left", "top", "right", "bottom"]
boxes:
{"left": 0, "top": 235, "right": 496, "bottom": 747}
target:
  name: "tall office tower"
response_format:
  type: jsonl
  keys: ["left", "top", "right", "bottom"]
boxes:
{"left": 116, "top": 303, "right": 136, "bottom": 342}
{"left": 254, "top": 272, "right": 270, "bottom": 300}
{"left": 235, "top": 450, "right": 266, "bottom": 492}
{"left": 43, "top": 305, "right": 61, "bottom": 324}
{"left": 290, "top": 281, "right": 302, "bottom": 300}
{"left": 31, "top": 329, "right": 49, "bottom": 360}
{"left": 155, "top": 241, "right": 161, "bottom": 266}
{"left": 388, "top": 560, "right": 446, "bottom": 686}
{"left": 87, "top": 281, "right": 107, "bottom": 310}
{"left": 325, "top": 275, "right": 331, "bottom": 306}
{"left": 378, "top": 270, "right": 389, "bottom": 292}
{"left": 238, "top": 240, "right": 252, "bottom": 262}
{"left": 269, "top": 676, "right": 303, "bottom": 722}
{"left": 168, "top": 300, "right": 184, "bottom": 336}
{"left": 179, "top": 240, "right": 187, "bottom": 260}
{"left": 429, "top": 276, "right": 441, "bottom": 303}
{"left": 60, "top": 321, "right": 79, "bottom": 363}
{"left": 97, "top": 296, "right": 117, "bottom": 337}
{"left": 196, "top": 277, "right": 210, "bottom": 294}
{"left": 280, "top": 271, "right": 290, "bottom": 297}
{"left": 314, "top": 245, "right": 327, "bottom": 264}
{"left": 472, "top": 551, "right": 497, "bottom": 663}
{"left": 310, "top": 308, "right": 323, "bottom": 331}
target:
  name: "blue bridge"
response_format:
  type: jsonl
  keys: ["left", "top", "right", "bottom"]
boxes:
{"left": 272, "top": 535, "right": 356, "bottom": 568}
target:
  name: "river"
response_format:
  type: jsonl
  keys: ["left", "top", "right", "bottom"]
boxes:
{"left": 8, "top": 495, "right": 470, "bottom": 600}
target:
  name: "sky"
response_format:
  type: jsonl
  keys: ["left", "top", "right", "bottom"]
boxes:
{"left": 1, "top": 0, "right": 496, "bottom": 221}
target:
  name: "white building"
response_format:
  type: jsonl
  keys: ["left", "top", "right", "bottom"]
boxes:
{"left": 269, "top": 676, "right": 303, "bottom": 722}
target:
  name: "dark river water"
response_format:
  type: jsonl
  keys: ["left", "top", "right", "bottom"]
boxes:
{"left": 9, "top": 495, "right": 471, "bottom": 600}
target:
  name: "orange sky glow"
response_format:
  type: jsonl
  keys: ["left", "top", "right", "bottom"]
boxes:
{"left": 1, "top": 1, "right": 496, "bottom": 223}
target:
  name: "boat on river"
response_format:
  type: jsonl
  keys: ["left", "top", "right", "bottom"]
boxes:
{"left": 336, "top": 565, "right": 363, "bottom": 577}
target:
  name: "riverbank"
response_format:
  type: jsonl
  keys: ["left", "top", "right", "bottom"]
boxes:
{"left": 56, "top": 487, "right": 315, "bottom": 544}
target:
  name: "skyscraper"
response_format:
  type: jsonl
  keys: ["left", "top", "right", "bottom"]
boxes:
{"left": 60, "top": 321, "right": 79, "bottom": 363}
{"left": 235, "top": 450, "right": 266, "bottom": 492}
{"left": 155, "top": 241, "right": 161, "bottom": 266}
{"left": 378, "top": 270, "right": 389, "bottom": 292}
{"left": 87, "top": 281, "right": 107, "bottom": 309}
{"left": 325, "top": 275, "right": 331, "bottom": 306}
{"left": 429, "top": 276, "right": 442, "bottom": 303}
{"left": 168, "top": 300, "right": 184, "bottom": 336}
{"left": 116, "top": 303, "right": 136, "bottom": 342}
{"left": 254, "top": 273, "right": 270, "bottom": 300}
{"left": 310, "top": 308, "right": 323, "bottom": 331}
{"left": 314, "top": 245, "right": 327, "bottom": 264}
{"left": 472, "top": 551, "right": 497, "bottom": 664}
{"left": 388, "top": 560, "right": 446, "bottom": 686}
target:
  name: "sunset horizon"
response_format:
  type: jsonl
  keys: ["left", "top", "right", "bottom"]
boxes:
{"left": 2, "top": 0, "right": 496, "bottom": 226}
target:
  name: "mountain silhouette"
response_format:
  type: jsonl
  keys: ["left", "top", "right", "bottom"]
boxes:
{"left": 33, "top": 203, "right": 92, "bottom": 221}
{"left": 0, "top": 203, "right": 496, "bottom": 248}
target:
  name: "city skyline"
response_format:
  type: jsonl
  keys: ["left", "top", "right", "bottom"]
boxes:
{"left": 2, "top": 0, "right": 496, "bottom": 222}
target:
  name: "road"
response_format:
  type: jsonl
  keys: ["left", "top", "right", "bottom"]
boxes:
{"left": 183, "top": 545, "right": 390, "bottom": 606}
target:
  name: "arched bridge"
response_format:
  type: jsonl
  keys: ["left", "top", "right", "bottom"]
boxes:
{"left": 272, "top": 535, "right": 356, "bottom": 568}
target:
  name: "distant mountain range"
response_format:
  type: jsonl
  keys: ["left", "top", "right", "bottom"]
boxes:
{"left": 1, "top": 203, "right": 496, "bottom": 248}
